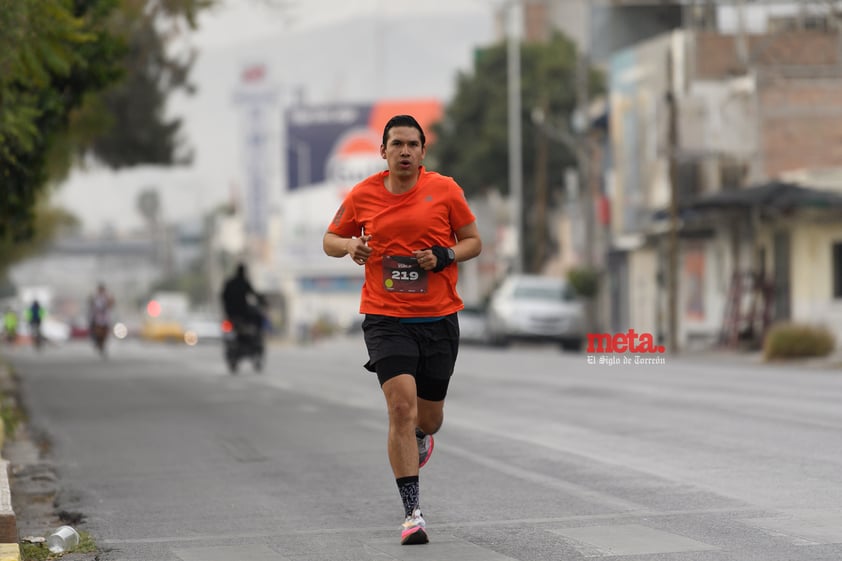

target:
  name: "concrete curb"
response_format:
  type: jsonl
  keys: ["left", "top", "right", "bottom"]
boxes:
{"left": 0, "top": 363, "right": 21, "bottom": 561}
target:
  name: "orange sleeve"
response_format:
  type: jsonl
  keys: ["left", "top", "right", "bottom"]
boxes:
{"left": 448, "top": 180, "right": 476, "bottom": 232}
{"left": 326, "top": 192, "right": 360, "bottom": 238}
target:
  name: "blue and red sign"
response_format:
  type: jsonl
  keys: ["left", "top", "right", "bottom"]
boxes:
{"left": 284, "top": 99, "right": 443, "bottom": 190}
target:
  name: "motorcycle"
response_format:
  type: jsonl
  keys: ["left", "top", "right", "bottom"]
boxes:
{"left": 222, "top": 315, "right": 265, "bottom": 374}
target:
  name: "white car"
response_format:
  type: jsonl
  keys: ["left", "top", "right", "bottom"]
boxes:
{"left": 182, "top": 314, "right": 224, "bottom": 345}
{"left": 458, "top": 306, "right": 490, "bottom": 346}
{"left": 486, "top": 274, "right": 585, "bottom": 350}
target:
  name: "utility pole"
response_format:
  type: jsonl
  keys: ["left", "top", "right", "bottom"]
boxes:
{"left": 831, "top": 0, "right": 842, "bottom": 69}
{"left": 666, "top": 44, "right": 680, "bottom": 354}
{"left": 533, "top": 99, "right": 549, "bottom": 271}
{"left": 575, "top": 43, "right": 592, "bottom": 267}
{"left": 507, "top": 0, "right": 524, "bottom": 274}
{"left": 735, "top": 0, "right": 749, "bottom": 67}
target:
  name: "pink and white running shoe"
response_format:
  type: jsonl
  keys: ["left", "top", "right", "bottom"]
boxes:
{"left": 401, "top": 508, "right": 428, "bottom": 545}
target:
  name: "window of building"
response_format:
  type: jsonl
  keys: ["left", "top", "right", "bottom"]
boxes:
{"left": 833, "top": 242, "right": 842, "bottom": 299}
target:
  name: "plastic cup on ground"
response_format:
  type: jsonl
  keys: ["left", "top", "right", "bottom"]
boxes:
{"left": 47, "top": 525, "right": 80, "bottom": 553}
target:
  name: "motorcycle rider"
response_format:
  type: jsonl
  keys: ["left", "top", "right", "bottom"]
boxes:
{"left": 221, "top": 263, "right": 265, "bottom": 332}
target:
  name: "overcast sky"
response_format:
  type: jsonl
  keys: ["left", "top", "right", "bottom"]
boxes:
{"left": 192, "top": 0, "right": 497, "bottom": 47}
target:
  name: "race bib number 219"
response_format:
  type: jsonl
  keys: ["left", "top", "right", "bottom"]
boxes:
{"left": 382, "top": 255, "right": 428, "bottom": 293}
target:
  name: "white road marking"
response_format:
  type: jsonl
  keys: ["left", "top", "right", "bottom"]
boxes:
{"left": 551, "top": 523, "right": 719, "bottom": 556}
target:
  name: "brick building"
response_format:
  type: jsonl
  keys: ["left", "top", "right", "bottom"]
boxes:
{"left": 606, "top": 26, "right": 842, "bottom": 349}
{"left": 690, "top": 30, "right": 842, "bottom": 181}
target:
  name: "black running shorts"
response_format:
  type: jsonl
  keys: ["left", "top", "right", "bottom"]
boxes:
{"left": 361, "top": 313, "right": 460, "bottom": 402}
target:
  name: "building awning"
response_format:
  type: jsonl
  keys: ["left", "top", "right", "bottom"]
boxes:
{"left": 690, "top": 180, "right": 842, "bottom": 211}
{"left": 652, "top": 180, "right": 842, "bottom": 224}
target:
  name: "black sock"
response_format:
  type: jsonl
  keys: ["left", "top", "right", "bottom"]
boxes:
{"left": 396, "top": 476, "right": 420, "bottom": 517}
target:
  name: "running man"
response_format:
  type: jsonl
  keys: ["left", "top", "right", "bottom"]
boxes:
{"left": 323, "top": 114, "right": 482, "bottom": 545}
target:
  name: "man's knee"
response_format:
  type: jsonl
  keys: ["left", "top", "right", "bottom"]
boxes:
{"left": 382, "top": 375, "right": 418, "bottom": 425}
{"left": 388, "top": 398, "right": 416, "bottom": 424}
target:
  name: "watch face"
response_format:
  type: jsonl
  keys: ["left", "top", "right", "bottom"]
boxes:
{"left": 447, "top": 248, "right": 455, "bottom": 261}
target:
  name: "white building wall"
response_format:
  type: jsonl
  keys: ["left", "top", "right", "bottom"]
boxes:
{"left": 790, "top": 223, "right": 842, "bottom": 338}
{"left": 628, "top": 247, "right": 658, "bottom": 337}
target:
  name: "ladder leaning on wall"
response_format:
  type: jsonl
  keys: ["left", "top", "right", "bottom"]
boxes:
{"left": 719, "top": 271, "right": 775, "bottom": 349}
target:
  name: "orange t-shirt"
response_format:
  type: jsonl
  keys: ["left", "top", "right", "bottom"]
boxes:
{"left": 327, "top": 166, "right": 476, "bottom": 317}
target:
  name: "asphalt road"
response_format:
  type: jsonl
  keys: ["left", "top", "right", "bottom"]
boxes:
{"left": 3, "top": 336, "right": 842, "bottom": 561}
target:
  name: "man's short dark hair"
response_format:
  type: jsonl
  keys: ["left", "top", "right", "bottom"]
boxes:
{"left": 382, "top": 114, "right": 426, "bottom": 148}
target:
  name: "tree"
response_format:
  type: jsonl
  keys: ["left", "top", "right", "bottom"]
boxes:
{"left": 0, "top": 193, "right": 78, "bottom": 280}
{"left": 428, "top": 32, "right": 604, "bottom": 272}
{"left": 0, "top": 0, "right": 215, "bottom": 283}
{"left": 0, "top": 0, "right": 124, "bottom": 243}
{"left": 85, "top": 0, "right": 214, "bottom": 168}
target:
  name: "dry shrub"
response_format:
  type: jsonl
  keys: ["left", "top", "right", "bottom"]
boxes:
{"left": 763, "top": 322, "right": 836, "bottom": 360}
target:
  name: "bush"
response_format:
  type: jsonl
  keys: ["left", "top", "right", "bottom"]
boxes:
{"left": 0, "top": 393, "right": 21, "bottom": 438}
{"left": 763, "top": 322, "right": 836, "bottom": 360}
{"left": 567, "top": 266, "right": 600, "bottom": 299}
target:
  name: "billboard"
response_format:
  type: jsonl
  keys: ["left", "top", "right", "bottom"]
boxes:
{"left": 284, "top": 99, "right": 443, "bottom": 190}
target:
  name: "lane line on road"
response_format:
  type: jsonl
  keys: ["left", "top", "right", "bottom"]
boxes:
{"left": 439, "top": 442, "right": 647, "bottom": 512}
{"left": 551, "top": 523, "right": 719, "bottom": 557}
{"left": 174, "top": 544, "right": 286, "bottom": 561}
{"left": 366, "top": 535, "right": 521, "bottom": 560}
{"left": 100, "top": 505, "right": 767, "bottom": 545}
{"left": 742, "top": 510, "right": 842, "bottom": 545}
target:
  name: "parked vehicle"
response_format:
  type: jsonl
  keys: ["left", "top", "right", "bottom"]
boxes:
{"left": 183, "top": 314, "right": 224, "bottom": 346}
{"left": 140, "top": 291, "right": 189, "bottom": 343}
{"left": 458, "top": 306, "right": 490, "bottom": 346}
{"left": 486, "top": 274, "right": 585, "bottom": 351}
{"left": 140, "top": 319, "right": 185, "bottom": 343}
{"left": 69, "top": 317, "right": 90, "bottom": 340}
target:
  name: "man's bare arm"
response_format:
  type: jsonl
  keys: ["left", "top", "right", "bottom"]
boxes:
{"left": 452, "top": 221, "right": 482, "bottom": 262}
{"left": 323, "top": 232, "right": 372, "bottom": 265}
